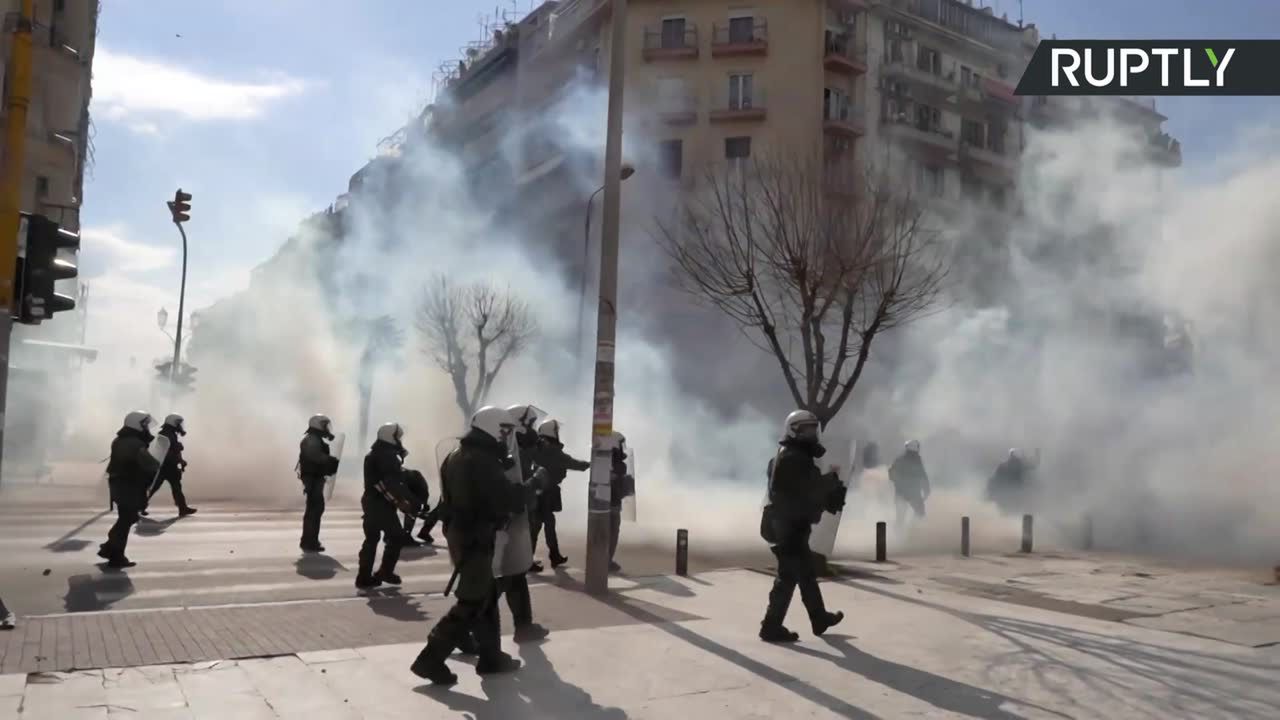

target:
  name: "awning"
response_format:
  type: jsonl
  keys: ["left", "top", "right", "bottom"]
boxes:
{"left": 19, "top": 339, "right": 99, "bottom": 361}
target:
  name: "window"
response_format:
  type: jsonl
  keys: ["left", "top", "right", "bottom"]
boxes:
{"left": 961, "top": 66, "right": 971, "bottom": 87}
{"left": 728, "top": 15, "right": 756, "bottom": 44}
{"left": 725, "top": 136, "right": 751, "bottom": 159}
{"left": 728, "top": 73, "right": 754, "bottom": 110}
{"left": 659, "top": 140, "right": 683, "bottom": 178}
{"left": 988, "top": 119, "right": 1006, "bottom": 154}
{"left": 917, "top": 46, "right": 941, "bottom": 75}
{"left": 824, "top": 87, "right": 849, "bottom": 121}
{"left": 990, "top": 185, "right": 1007, "bottom": 208}
{"left": 914, "top": 104, "right": 940, "bottom": 132}
{"left": 36, "top": 176, "right": 49, "bottom": 198}
{"left": 917, "top": 165, "right": 943, "bottom": 197}
{"left": 962, "top": 118, "right": 986, "bottom": 147}
{"left": 885, "top": 38, "right": 905, "bottom": 63}
{"left": 661, "top": 17, "right": 687, "bottom": 48}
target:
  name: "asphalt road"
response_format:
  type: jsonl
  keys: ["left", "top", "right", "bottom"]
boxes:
{"left": 0, "top": 498, "right": 770, "bottom": 617}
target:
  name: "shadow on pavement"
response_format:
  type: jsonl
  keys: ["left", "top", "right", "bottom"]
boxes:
{"left": 540, "top": 569, "right": 880, "bottom": 718}
{"left": 43, "top": 510, "right": 111, "bottom": 553}
{"left": 790, "top": 634, "right": 1063, "bottom": 719}
{"left": 63, "top": 572, "right": 135, "bottom": 613}
{"left": 367, "top": 590, "right": 430, "bottom": 623}
{"left": 624, "top": 575, "right": 695, "bottom": 599}
{"left": 837, "top": 578, "right": 1280, "bottom": 720}
{"left": 415, "top": 638, "right": 628, "bottom": 719}
{"left": 134, "top": 516, "right": 183, "bottom": 537}
{"left": 401, "top": 544, "right": 440, "bottom": 559}
{"left": 294, "top": 554, "right": 346, "bottom": 580}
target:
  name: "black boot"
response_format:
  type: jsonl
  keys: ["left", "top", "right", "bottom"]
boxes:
{"left": 355, "top": 575, "right": 382, "bottom": 590}
{"left": 528, "top": 561, "right": 544, "bottom": 573}
{"left": 107, "top": 556, "right": 136, "bottom": 569}
{"left": 760, "top": 624, "right": 800, "bottom": 643}
{"left": 455, "top": 633, "right": 479, "bottom": 656}
{"left": 418, "top": 531, "right": 435, "bottom": 544}
{"left": 513, "top": 622, "right": 549, "bottom": 643}
{"left": 410, "top": 646, "right": 458, "bottom": 685}
{"left": 550, "top": 554, "right": 569, "bottom": 568}
{"left": 178, "top": 507, "right": 197, "bottom": 517}
{"left": 812, "top": 611, "right": 844, "bottom": 636}
{"left": 475, "top": 651, "right": 521, "bottom": 675}
{"left": 374, "top": 571, "right": 402, "bottom": 585}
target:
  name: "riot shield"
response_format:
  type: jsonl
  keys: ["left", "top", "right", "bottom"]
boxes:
{"left": 323, "top": 432, "right": 345, "bottom": 501}
{"left": 808, "top": 438, "right": 858, "bottom": 557}
{"left": 493, "top": 428, "right": 533, "bottom": 578}
{"left": 621, "top": 447, "right": 637, "bottom": 522}
{"left": 147, "top": 434, "right": 171, "bottom": 494}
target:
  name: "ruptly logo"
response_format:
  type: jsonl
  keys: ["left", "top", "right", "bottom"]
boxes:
{"left": 1015, "top": 40, "right": 1280, "bottom": 96}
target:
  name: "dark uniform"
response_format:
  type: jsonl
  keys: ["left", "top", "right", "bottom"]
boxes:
{"left": 149, "top": 424, "right": 194, "bottom": 515}
{"left": 401, "top": 469, "right": 439, "bottom": 545}
{"left": 759, "top": 437, "right": 845, "bottom": 642}
{"left": 298, "top": 429, "right": 338, "bottom": 552}
{"left": 411, "top": 427, "right": 522, "bottom": 684}
{"left": 356, "top": 439, "right": 416, "bottom": 588}
{"left": 608, "top": 446, "right": 633, "bottom": 571}
{"left": 500, "top": 428, "right": 540, "bottom": 622}
{"left": 99, "top": 427, "right": 160, "bottom": 568}
{"left": 530, "top": 438, "right": 589, "bottom": 567}
{"left": 888, "top": 449, "right": 930, "bottom": 523}
{"left": 987, "top": 453, "right": 1032, "bottom": 514}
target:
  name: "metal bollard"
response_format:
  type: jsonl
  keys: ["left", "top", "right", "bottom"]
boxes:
{"left": 875, "top": 521, "right": 887, "bottom": 562}
{"left": 961, "top": 516, "right": 971, "bottom": 557}
{"left": 1021, "top": 514, "right": 1034, "bottom": 553}
{"left": 676, "top": 529, "right": 688, "bottom": 576}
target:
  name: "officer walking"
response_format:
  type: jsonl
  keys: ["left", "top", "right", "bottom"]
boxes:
{"left": 146, "top": 414, "right": 197, "bottom": 517}
{"left": 98, "top": 411, "right": 161, "bottom": 569}
{"left": 529, "top": 418, "right": 588, "bottom": 570}
{"left": 758, "top": 410, "right": 845, "bottom": 643}
{"left": 500, "top": 404, "right": 550, "bottom": 641}
{"left": 888, "top": 439, "right": 930, "bottom": 526}
{"left": 410, "top": 406, "right": 523, "bottom": 685}
{"left": 401, "top": 470, "right": 438, "bottom": 547}
{"left": 608, "top": 431, "right": 635, "bottom": 574}
{"left": 298, "top": 414, "right": 340, "bottom": 553}
{"left": 356, "top": 422, "right": 417, "bottom": 590}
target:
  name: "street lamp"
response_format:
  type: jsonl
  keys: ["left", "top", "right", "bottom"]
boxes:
{"left": 576, "top": 162, "right": 635, "bottom": 363}
{"left": 157, "top": 307, "right": 168, "bottom": 331}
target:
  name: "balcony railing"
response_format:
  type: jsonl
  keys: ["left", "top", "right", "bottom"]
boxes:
{"left": 824, "top": 33, "right": 868, "bottom": 74}
{"left": 710, "top": 88, "right": 767, "bottom": 122}
{"left": 882, "top": 57, "right": 958, "bottom": 93}
{"left": 823, "top": 102, "right": 866, "bottom": 136}
{"left": 712, "top": 19, "right": 769, "bottom": 56}
{"left": 643, "top": 25, "right": 699, "bottom": 60}
{"left": 959, "top": 138, "right": 1016, "bottom": 173}
{"left": 881, "top": 113, "right": 958, "bottom": 156}
{"left": 658, "top": 92, "right": 699, "bottom": 125}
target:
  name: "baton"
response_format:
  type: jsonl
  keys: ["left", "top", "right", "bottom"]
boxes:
{"left": 443, "top": 567, "right": 460, "bottom": 597}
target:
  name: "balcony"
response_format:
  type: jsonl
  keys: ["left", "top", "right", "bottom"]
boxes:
{"left": 881, "top": 57, "right": 958, "bottom": 95}
{"left": 658, "top": 92, "right": 699, "bottom": 126}
{"left": 824, "top": 33, "right": 868, "bottom": 75}
{"left": 823, "top": 103, "right": 866, "bottom": 137}
{"left": 545, "top": 0, "right": 609, "bottom": 51}
{"left": 881, "top": 114, "right": 958, "bottom": 159}
{"left": 712, "top": 19, "right": 768, "bottom": 57}
{"left": 710, "top": 89, "right": 767, "bottom": 123}
{"left": 643, "top": 25, "right": 699, "bottom": 61}
{"left": 959, "top": 139, "right": 1017, "bottom": 174}
{"left": 1147, "top": 131, "right": 1182, "bottom": 168}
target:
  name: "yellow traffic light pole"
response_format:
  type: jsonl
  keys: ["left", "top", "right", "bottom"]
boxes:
{"left": 0, "top": 0, "right": 35, "bottom": 485}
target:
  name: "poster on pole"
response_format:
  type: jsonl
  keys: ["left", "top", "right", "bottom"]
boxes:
{"left": 808, "top": 438, "right": 859, "bottom": 557}
{"left": 323, "top": 432, "right": 346, "bottom": 501}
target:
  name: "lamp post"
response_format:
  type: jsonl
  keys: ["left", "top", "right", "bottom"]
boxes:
{"left": 583, "top": 0, "right": 629, "bottom": 596}
{"left": 576, "top": 162, "right": 635, "bottom": 367}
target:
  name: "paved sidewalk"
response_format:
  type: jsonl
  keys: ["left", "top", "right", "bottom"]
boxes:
{"left": 3, "top": 557, "right": 1279, "bottom": 719}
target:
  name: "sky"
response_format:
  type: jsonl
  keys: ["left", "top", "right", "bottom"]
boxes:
{"left": 74, "top": 0, "right": 1280, "bottom": 361}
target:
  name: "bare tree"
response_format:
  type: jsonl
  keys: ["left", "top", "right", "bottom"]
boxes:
{"left": 416, "top": 275, "right": 539, "bottom": 422}
{"left": 653, "top": 152, "right": 947, "bottom": 427}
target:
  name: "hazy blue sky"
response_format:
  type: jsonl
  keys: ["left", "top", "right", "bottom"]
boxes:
{"left": 77, "top": 0, "right": 1280, "bottom": 354}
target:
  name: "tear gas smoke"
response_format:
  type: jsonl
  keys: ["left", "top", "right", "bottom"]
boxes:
{"left": 65, "top": 79, "right": 1280, "bottom": 568}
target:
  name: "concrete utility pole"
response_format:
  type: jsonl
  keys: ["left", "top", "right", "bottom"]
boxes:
{"left": 0, "top": 0, "right": 36, "bottom": 487}
{"left": 584, "top": 0, "right": 628, "bottom": 596}
{"left": 165, "top": 190, "right": 192, "bottom": 400}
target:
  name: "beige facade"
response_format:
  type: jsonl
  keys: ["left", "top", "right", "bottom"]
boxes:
{"left": 0, "top": 0, "right": 98, "bottom": 233}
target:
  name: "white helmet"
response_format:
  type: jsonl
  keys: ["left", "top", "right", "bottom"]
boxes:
{"left": 611, "top": 430, "right": 626, "bottom": 451}
{"left": 1009, "top": 448, "right": 1020, "bottom": 460}
{"left": 537, "top": 418, "right": 561, "bottom": 442}
{"left": 905, "top": 439, "right": 920, "bottom": 454}
{"left": 308, "top": 413, "right": 332, "bottom": 433}
{"left": 782, "top": 410, "right": 820, "bottom": 443}
{"left": 472, "top": 406, "right": 515, "bottom": 442}
{"left": 505, "top": 404, "right": 539, "bottom": 432}
{"left": 376, "top": 422, "right": 404, "bottom": 446}
{"left": 163, "top": 413, "right": 186, "bottom": 435}
{"left": 123, "top": 410, "right": 154, "bottom": 434}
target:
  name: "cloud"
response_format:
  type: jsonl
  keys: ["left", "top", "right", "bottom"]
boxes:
{"left": 92, "top": 47, "right": 308, "bottom": 125}
{"left": 80, "top": 226, "right": 176, "bottom": 274}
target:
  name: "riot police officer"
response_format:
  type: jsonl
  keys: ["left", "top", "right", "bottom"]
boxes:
{"left": 530, "top": 418, "right": 589, "bottom": 569}
{"left": 758, "top": 410, "right": 845, "bottom": 643}
{"left": 410, "top": 406, "right": 523, "bottom": 685}
{"left": 147, "top": 414, "right": 196, "bottom": 516}
{"left": 889, "top": 439, "right": 930, "bottom": 525}
{"left": 98, "top": 411, "right": 161, "bottom": 569}
{"left": 356, "top": 422, "right": 418, "bottom": 590}
{"left": 298, "top": 414, "right": 340, "bottom": 553}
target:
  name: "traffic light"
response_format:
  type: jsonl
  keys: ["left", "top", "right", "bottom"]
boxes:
{"left": 168, "top": 188, "right": 192, "bottom": 223}
{"left": 13, "top": 213, "right": 79, "bottom": 325}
